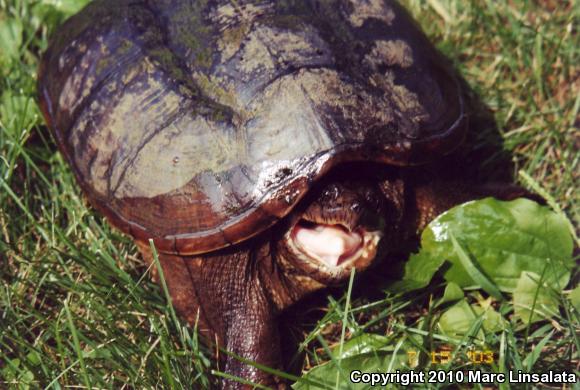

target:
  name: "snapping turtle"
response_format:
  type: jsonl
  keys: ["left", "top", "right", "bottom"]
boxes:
{"left": 38, "top": 0, "right": 529, "bottom": 387}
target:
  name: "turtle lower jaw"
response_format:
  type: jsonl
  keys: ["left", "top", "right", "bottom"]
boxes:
{"left": 286, "top": 220, "right": 383, "bottom": 276}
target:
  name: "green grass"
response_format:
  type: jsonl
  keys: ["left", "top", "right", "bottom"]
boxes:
{"left": 0, "top": 0, "right": 578, "bottom": 388}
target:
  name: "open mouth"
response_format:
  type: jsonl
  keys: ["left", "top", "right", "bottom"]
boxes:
{"left": 289, "top": 220, "right": 382, "bottom": 268}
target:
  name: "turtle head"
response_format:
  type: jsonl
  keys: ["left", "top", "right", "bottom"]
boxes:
{"left": 275, "top": 168, "right": 405, "bottom": 290}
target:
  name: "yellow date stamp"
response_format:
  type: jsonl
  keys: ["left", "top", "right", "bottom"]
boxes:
{"left": 406, "top": 348, "right": 495, "bottom": 366}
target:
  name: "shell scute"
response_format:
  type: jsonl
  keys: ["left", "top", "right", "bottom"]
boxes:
{"left": 40, "top": 0, "right": 466, "bottom": 254}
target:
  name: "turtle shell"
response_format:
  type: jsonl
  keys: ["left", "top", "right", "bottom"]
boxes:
{"left": 38, "top": 0, "right": 466, "bottom": 255}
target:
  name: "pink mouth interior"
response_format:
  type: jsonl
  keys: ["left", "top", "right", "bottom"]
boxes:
{"left": 292, "top": 221, "right": 363, "bottom": 267}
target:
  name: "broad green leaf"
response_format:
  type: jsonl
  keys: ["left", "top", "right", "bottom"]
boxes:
{"left": 388, "top": 252, "right": 445, "bottom": 293}
{"left": 449, "top": 232, "right": 503, "bottom": 300}
{"left": 293, "top": 350, "right": 410, "bottom": 390}
{"left": 392, "top": 198, "right": 573, "bottom": 294}
{"left": 332, "top": 333, "right": 391, "bottom": 359}
{"left": 438, "top": 299, "right": 506, "bottom": 338}
{"left": 479, "top": 304, "right": 506, "bottom": 333}
{"left": 436, "top": 282, "right": 464, "bottom": 307}
{"left": 513, "top": 271, "right": 561, "bottom": 324}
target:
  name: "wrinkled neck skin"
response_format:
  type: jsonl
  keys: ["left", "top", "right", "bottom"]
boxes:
{"left": 136, "top": 174, "right": 532, "bottom": 389}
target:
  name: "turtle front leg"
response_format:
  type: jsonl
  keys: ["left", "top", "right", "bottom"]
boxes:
{"left": 216, "top": 281, "right": 283, "bottom": 389}
{"left": 137, "top": 241, "right": 288, "bottom": 389}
